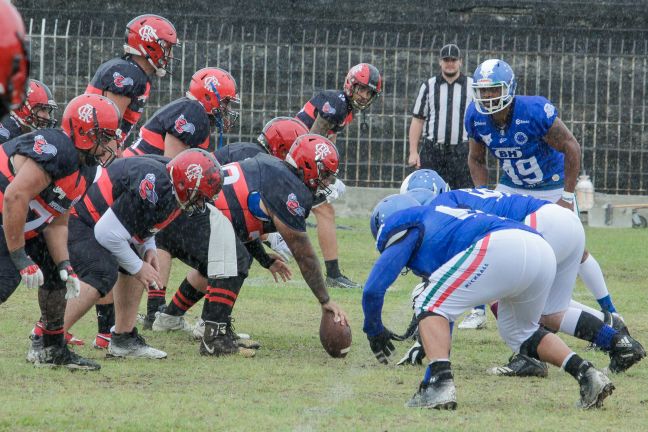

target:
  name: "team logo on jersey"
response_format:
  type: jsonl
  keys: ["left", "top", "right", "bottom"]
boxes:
{"left": 204, "top": 76, "right": 220, "bottom": 91}
{"left": 322, "top": 102, "right": 336, "bottom": 115}
{"left": 174, "top": 115, "right": 196, "bottom": 135}
{"left": 515, "top": 119, "right": 530, "bottom": 125}
{"left": 185, "top": 163, "right": 203, "bottom": 181}
{"left": 112, "top": 72, "right": 134, "bottom": 88}
{"left": 514, "top": 132, "right": 528, "bottom": 145}
{"left": 0, "top": 123, "right": 9, "bottom": 139}
{"left": 544, "top": 103, "right": 555, "bottom": 118}
{"left": 138, "top": 25, "right": 159, "bottom": 42}
{"left": 494, "top": 148, "right": 522, "bottom": 159}
{"left": 139, "top": 173, "right": 159, "bottom": 204}
{"left": 478, "top": 133, "right": 493, "bottom": 146}
{"left": 78, "top": 104, "right": 95, "bottom": 123}
{"left": 286, "top": 193, "right": 305, "bottom": 217}
{"left": 315, "top": 142, "right": 332, "bottom": 160}
{"left": 52, "top": 185, "right": 67, "bottom": 200}
{"left": 33, "top": 135, "right": 58, "bottom": 156}
{"left": 473, "top": 121, "right": 486, "bottom": 126}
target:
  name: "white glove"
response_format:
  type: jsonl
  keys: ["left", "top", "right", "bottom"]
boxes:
{"left": 58, "top": 261, "right": 81, "bottom": 300}
{"left": 20, "top": 264, "right": 44, "bottom": 289}
{"left": 266, "top": 232, "right": 293, "bottom": 262}
{"left": 397, "top": 340, "right": 425, "bottom": 366}
{"left": 326, "top": 180, "right": 346, "bottom": 203}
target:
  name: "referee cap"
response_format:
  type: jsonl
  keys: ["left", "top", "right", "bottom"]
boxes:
{"left": 440, "top": 43, "right": 461, "bottom": 60}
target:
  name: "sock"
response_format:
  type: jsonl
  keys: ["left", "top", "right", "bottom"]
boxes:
{"left": 574, "top": 311, "right": 617, "bottom": 350}
{"left": 202, "top": 275, "right": 244, "bottom": 322}
{"left": 579, "top": 255, "right": 616, "bottom": 312}
{"left": 423, "top": 360, "right": 452, "bottom": 384}
{"left": 325, "top": 259, "right": 341, "bottom": 279}
{"left": 147, "top": 285, "right": 167, "bottom": 317}
{"left": 96, "top": 303, "right": 115, "bottom": 334}
{"left": 166, "top": 278, "right": 205, "bottom": 316}
{"left": 563, "top": 353, "right": 589, "bottom": 380}
{"left": 449, "top": 321, "right": 454, "bottom": 336}
{"left": 558, "top": 307, "right": 582, "bottom": 336}
{"left": 596, "top": 295, "right": 616, "bottom": 313}
{"left": 41, "top": 326, "right": 65, "bottom": 347}
{"left": 474, "top": 304, "right": 486, "bottom": 312}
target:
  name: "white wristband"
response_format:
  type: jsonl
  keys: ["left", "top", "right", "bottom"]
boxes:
{"left": 561, "top": 191, "right": 575, "bottom": 203}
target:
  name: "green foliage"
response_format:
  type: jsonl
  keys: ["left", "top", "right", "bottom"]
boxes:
{"left": 0, "top": 221, "right": 646, "bottom": 431}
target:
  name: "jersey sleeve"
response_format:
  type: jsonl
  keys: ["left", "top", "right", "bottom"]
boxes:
{"left": 260, "top": 178, "right": 312, "bottom": 232}
{"left": 165, "top": 101, "right": 211, "bottom": 148}
{"left": 311, "top": 91, "right": 348, "bottom": 126}
{"left": 362, "top": 228, "right": 420, "bottom": 337}
{"left": 531, "top": 96, "right": 558, "bottom": 137}
{"left": 464, "top": 103, "right": 478, "bottom": 140}
{"left": 14, "top": 132, "right": 78, "bottom": 179}
{"left": 411, "top": 81, "right": 429, "bottom": 119}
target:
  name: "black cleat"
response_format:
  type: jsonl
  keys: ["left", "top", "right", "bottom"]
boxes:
{"left": 35, "top": 343, "right": 101, "bottom": 371}
{"left": 326, "top": 274, "right": 361, "bottom": 289}
{"left": 200, "top": 321, "right": 255, "bottom": 358}
{"left": 608, "top": 333, "right": 646, "bottom": 373}
{"left": 488, "top": 353, "right": 548, "bottom": 378}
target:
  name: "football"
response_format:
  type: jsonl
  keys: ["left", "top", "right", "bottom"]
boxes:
{"left": 319, "top": 310, "right": 352, "bottom": 358}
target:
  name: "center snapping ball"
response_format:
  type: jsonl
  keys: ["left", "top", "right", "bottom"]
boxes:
{"left": 319, "top": 310, "right": 352, "bottom": 358}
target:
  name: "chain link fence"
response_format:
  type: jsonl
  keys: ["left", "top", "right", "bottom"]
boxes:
{"left": 25, "top": 17, "right": 648, "bottom": 193}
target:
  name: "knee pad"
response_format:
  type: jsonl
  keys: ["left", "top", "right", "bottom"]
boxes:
{"left": 519, "top": 327, "right": 551, "bottom": 360}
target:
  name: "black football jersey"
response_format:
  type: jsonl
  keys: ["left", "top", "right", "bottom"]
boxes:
{"left": 124, "top": 97, "right": 211, "bottom": 157}
{"left": 0, "top": 129, "right": 96, "bottom": 238}
{"left": 0, "top": 115, "right": 24, "bottom": 144}
{"left": 74, "top": 156, "right": 180, "bottom": 242}
{"left": 296, "top": 90, "right": 354, "bottom": 134}
{"left": 213, "top": 142, "right": 267, "bottom": 165}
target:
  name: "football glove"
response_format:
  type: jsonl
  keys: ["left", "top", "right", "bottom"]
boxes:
{"left": 367, "top": 327, "right": 404, "bottom": 364}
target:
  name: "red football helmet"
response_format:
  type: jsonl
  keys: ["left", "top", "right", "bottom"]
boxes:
{"left": 167, "top": 148, "right": 224, "bottom": 213}
{"left": 343, "top": 63, "right": 382, "bottom": 110}
{"left": 123, "top": 14, "right": 178, "bottom": 77}
{"left": 257, "top": 117, "right": 309, "bottom": 160}
{"left": 14, "top": 80, "right": 58, "bottom": 130}
{"left": 187, "top": 67, "right": 240, "bottom": 132}
{"left": 285, "top": 134, "right": 339, "bottom": 192}
{"left": 62, "top": 94, "right": 122, "bottom": 167}
{"left": 0, "top": 0, "right": 30, "bottom": 119}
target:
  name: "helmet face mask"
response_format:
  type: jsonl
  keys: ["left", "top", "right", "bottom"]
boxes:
{"left": 343, "top": 63, "right": 382, "bottom": 111}
{"left": 472, "top": 59, "right": 517, "bottom": 115}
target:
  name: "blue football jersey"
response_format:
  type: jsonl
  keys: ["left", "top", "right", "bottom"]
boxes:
{"left": 433, "top": 188, "right": 549, "bottom": 222}
{"left": 376, "top": 204, "right": 537, "bottom": 277}
{"left": 465, "top": 95, "right": 564, "bottom": 190}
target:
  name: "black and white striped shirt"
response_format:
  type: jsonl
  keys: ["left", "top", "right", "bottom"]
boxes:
{"left": 412, "top": 74, "right": 473, "bottom": 145}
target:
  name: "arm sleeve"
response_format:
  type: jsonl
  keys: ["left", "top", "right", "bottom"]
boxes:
{"left": 94, "top": 207, "right": 143, "bottom": 275}
{"left": 362, "top": 228, "right": 420, "bottom": 337}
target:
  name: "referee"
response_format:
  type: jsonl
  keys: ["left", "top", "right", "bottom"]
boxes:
{"left": 408, "top": 43, "right": 474, "bottom": 188}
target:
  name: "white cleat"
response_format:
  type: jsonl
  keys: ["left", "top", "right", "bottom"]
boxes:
{"left": 107, "top": 328, "right": 167, "bottom": 359}
{"left": 152, "top": 312, "right": 193, "bottom": 333}
{"left": 458, "top": 308, "right": 487, "bottom": 329}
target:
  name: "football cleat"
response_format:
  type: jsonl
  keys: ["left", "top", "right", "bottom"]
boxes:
{"left": 577, "top": 363, "right": 614, "bottom": 409}
{"left": 488, "top": 353, "right": 549, "bottom": 378}
{"left": 34, "top": 343, "right": 101, "bottom": 371}
{"left": 458, "top": 308, "right": 487, "bottom": 329}
{"left": 326, "top": 274, "right": 361, "bottom": 289}
{"left": 26, "top": 334, "right": 44, "bottom": 363}
{"left": 152, "top": 312, "right": 194, "bottom": 333}
{"left": 93, "top": 333, "right": 111, "bottom": 350}
{"left": 107, "top": 328, "right": 167, "bottom": 359}
{"left": 200, "top": 321, "right": 256, "bottom": 358}
{"left": 136, "top": 313, "right": 155, "bottom": 331}
{"left": 406, "top": 379, "right": 457, "bottom": 410}
{"left": 608, "top": 334, "right": 646, "bottom": 373}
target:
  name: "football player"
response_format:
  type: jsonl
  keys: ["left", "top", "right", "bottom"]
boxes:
{"left": 399, "top": 174, "right": 645, "bottom": 375}
{"left": 1, "top": 94, "right": 121, "bottom": 370}
{"left": 151, "top": 134, "right": 349, "bottom": 357}
{"left": 294, "top": 63, "right": 382, "bottom": 289}
{"left": 0, "top": 79, "right": 58, "bottom": 144}
{"left": 364, "top": 194, "right": 614, "bottom": 410}
{"left": 463, "top": 58, "right": 619, "bottom": 329}
{"left": 55, "top": 149, "right": 223, "bottom": 358}
{"left": 86, "top": 14, "right": 178, "bottom": 147}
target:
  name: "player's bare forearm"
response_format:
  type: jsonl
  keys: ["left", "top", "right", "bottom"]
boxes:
{"left": 43, "top": 213, "right": 70, "bottom": 264}
{"left": 468, "top": 139, "right": 488, "bottom": 187}
{"left": 310, "top": 115, "right": 334, "bottom": 138}
{"left": 544, "top": 117, "right": 581, "bottom": 192}
{"left": 283, "top": 229, "right": 330, "bottom": 304}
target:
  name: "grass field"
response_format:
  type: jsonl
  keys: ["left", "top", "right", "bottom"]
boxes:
{"left": 0, "top": 217, "right": 647, "bottom": 431}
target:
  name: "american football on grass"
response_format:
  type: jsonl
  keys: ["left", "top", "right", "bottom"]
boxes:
{"left": 319, "top": 310, "right": 352, "bottom": 358}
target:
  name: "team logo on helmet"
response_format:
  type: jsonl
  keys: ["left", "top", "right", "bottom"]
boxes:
{"left": 286, "top": 193, "right": 305, "bottom": 217}
{"left": 33, "top": 135, "right": 57, "bottom": 156}
{"left": 204, "top": 76, "right": 220, "bottom": 91}
{"left": 78, "top": 104, "right": 95, "bottom": 123}
{"left": 544, "top": 103, "right": 555, "bottom": 118}
{"left": 138, "top": 25, "right": 159, "bottom": 42}
{"left": 478, "top": 59, "right": 498, "bottom": 79}
{"left": 185, "top": 163, "right": 203, "bottom": 182}
{"left": 139, "top": 173, "right": 158, "bottom": 204}
{"left": 349, "top": 64, "right": 363, "bottom": 76}
{"left": 315, "top": 142, "right": 332, "bottom": 160}
{"left": 112, "top": 72, "right": 134, "bottom": 88}
{"left": 322, "top": 102, "right": 336, "bottom": 115}
{"left": 0, "top": 123, "right": 9, "bottom": 139}
{"left": 174, "top": 114, "right": 196, "bottom": 135}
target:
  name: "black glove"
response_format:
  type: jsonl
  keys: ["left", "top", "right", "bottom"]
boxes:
{"left": 367, "top": 328, "right": 404, "bottom": 364}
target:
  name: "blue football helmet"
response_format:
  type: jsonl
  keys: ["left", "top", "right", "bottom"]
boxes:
{"left": 400, "top": 169, "right": 450, "bottom": 196}
{"left": 405, "top": 188, "right": 438, "bottom": 206}
{"left": 370, "top": 194, "right": 420, "bottom": 239}
{"left": 472, "top": 59, "right": 517, "bottom": 115}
